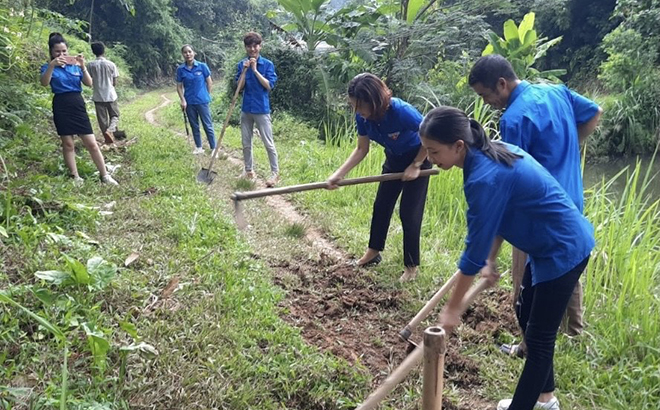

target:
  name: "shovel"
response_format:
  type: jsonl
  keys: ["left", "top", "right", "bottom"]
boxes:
{"left": 182, "top": 108, "right": 191, "bottom": 146}
{"left": 231, "top": 168, "right": 439, "bottom": 229}
{"left": 197, "top": 66, "right": 248, "bottom": 184}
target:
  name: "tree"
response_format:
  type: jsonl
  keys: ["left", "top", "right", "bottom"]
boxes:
{"left": 482, "top": 12, "right": 566, "bottom": 82}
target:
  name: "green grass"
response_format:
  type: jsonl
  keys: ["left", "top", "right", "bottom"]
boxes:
{"left": 1, "top": 91, "right": 369, "bottom": 409}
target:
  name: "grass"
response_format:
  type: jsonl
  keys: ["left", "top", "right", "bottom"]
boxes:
{"left": 1, "top": 91, "right": 369, "bottom": 409}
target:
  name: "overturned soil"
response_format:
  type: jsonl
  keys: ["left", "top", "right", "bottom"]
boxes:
{"left": 270, "top": 257, "right": 519, "bottom": 409}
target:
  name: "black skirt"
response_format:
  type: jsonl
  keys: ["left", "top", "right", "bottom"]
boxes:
{"left": 52, "top": 92, "right": 93, "bottom": 136}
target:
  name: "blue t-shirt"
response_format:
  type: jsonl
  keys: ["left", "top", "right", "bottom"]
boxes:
{"left": 355, "top": 98, "right": 423, "bottom": 156}
{"left": 236, "top": 56, "right": 277, "bottom": 114}
{"left": 458, "top": 144, "right": 594, "bottom": 286}
{"left": 176, "top": 60, "right": 212, "bottom": 105}
{"left": 500, "top": 81, "right": 600, "bottom": 212}
{"left": 40, "top": 63, "right": 84, "bottom": 94}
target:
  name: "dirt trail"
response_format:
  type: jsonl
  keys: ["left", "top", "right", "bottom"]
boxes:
{"left": 145, "top": 93, "right": 519, "bottom": 409}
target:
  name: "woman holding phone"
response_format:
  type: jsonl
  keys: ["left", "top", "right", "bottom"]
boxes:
{"left": 40, "top": 32, "right": 118, "bottom": 186}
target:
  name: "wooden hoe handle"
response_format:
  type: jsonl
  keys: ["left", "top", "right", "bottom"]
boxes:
{"left": 232, "top": 168, "right": 439, "bottom": 201}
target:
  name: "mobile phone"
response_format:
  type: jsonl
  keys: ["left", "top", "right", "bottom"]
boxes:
{"left": 63, "top": 55, "right": 78, "bottom": 65}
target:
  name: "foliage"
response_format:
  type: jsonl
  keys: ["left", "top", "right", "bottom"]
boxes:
{"left": 39, "top": 0, "right": 191, "bottom": 84}
{"left": 482, "top": 12, "right": 566, "bottom": 82}
{"left": 594, "top": 26, "right": 660, "bottom": 155}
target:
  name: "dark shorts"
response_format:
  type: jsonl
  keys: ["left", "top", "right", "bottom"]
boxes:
{"left": 52, "top": 92, "right": 93, "bottom": 136}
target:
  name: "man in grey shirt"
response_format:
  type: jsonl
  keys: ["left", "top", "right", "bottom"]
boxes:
{"left": 87, "top": 41, "right": 119, "bottom": 144}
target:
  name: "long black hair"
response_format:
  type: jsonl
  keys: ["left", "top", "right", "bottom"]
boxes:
{"left": 420, "top": 106, "right": 521, "bottom": 167}
{"left": 48, "top": 32, "right": 67, "bottom": 59}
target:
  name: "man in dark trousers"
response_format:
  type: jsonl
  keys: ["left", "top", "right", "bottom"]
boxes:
{"left": 469, "top": 54, "right": 603, "bottom": 358}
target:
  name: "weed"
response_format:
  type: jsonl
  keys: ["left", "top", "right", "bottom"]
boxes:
{"left": 284, "top": 222, "right": 307, "bottom": 239}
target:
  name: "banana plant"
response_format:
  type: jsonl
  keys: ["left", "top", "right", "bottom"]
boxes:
{"left": 482, "top": 12, "right": 566, "bottom": 82}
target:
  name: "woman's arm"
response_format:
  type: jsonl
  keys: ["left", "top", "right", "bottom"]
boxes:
{"left": 206, "top": 76, "right": 213, "bottom": 94}
{"left": 176, "top": 83, "right": 186, "bottom": 110}
{"left": 439, "top": 271, "right": 476, "bottom": 331}
{"left": 402, "top": 144, "right": 428, "bottom": 181}
{"left": 327, "top": 135, "right": 370, "bottom": 189}
{"left": 40, "top": 59, "right": 60, "bottom": 86}
{"left": 76, "top": 54, "right": 92, "bottom": 87}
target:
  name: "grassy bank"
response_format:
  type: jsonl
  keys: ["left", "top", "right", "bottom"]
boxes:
{"left": 1, "top": 91, "right": 367, "bottom": 409}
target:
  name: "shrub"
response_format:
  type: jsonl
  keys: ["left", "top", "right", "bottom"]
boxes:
{"left": 594, "top": 26, "right": 660, "bottom": 155}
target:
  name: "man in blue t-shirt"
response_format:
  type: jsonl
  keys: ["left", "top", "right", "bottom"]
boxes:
{"left": 469, "top": 54, "right": 603, "bottom": 358}
{"left": 236, "top": 32, "right": 279, "bottom": 187}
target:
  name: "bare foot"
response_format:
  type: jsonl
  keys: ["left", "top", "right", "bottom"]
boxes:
{"left": 399, "top": 266, "right": 418, "bottom": 282}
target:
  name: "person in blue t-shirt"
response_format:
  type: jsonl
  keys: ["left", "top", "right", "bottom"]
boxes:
{"left": 420, "top": 106, "right": 594, "bottom": 410}
{"left": 327, "top": 73, "right": 431, "bottom": 282}
{"left": 469, "top": 55, "right": 603, "bottom": 357}
{"left": 39, "top": 33, "right": 118, "bottom": 186}
{"left": 176, "top": 44, "right": 216, "bottom": 155}
{"left": 236, "top": 32, "right": 280, "bottom": 187}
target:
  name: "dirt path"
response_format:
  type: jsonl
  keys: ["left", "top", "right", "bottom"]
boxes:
{"left": 144, "top": 93, "right": 519, "bottom": 410}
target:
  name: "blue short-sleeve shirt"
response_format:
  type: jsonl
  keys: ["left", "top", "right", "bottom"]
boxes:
{"left": 458, "top": 144, "right": 595, "bottom": 285}
{"left": 355, "top": 98, "right": 423, "bottom": 155}
{"left": 176, "top": 60, "right": 212, "bottom": 105}
{"left": 500, "top": 81, "right": 600, "bottom": 212}
{"left": 236, "top": 56, "right": 277, "bottom": 114}
{"left": 40, "top": 63, "right": 84, "bottom": 94}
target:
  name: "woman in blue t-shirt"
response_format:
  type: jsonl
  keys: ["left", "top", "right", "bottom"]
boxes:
{"left": 420, "top": 106, "right": 594, "bottom": 410}
{"left": 39, "top": 33, "right": 118, "bottom": 186}
{"left": 176, "top": 45, "right": 216, "bottom": 155}
{"left": 327, "top": 73, "right": 431, "bottom": 281}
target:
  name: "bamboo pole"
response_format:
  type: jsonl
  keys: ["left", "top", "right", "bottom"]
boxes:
{"left": 422, "top": 326, "right": 446, "bottom": 410}
{"left": 355, "top": 274, "right": 504, "bottom": 410}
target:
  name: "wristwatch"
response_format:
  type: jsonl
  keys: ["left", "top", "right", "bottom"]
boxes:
{"left": 412, "top": 160, "right": 424, "bottom": 168}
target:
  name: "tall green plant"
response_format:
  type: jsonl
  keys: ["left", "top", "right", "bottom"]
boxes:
{"left": 482, "top": 12, "right": 566, "bottom": 82}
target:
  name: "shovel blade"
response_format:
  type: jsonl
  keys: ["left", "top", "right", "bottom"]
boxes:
{"left": 197, "top": 168, "right": 217, "bottom": 184}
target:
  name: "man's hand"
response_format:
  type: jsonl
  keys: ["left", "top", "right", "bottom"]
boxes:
{"left": 402, "top": 164, "right": 421, "bottom": 181}
{"left": 243, "top": 59, "right": 251, "bottom": 69}
{"left": 249, "top": 58, "right": 257, "bottom": 71}
{"left": 180, "top": 100, "right": 187, "bottom": 110}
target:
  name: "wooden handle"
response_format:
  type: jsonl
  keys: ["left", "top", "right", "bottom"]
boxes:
{"left": 356, "top": 345, "right": 424, "bottom": 410}
{"left": 232, "top": 168, "right": 439, "bottom": 201}
{"left": 402, "top": 270, "right": 460, "bottom": 338}
{"left": 356, "top": 274, "right": 498, "bottom": 410}
{"left": 207, "top": 66, "right": 248, "bottom": 169}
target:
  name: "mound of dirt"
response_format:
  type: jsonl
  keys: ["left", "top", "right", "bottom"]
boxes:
{"left": 271, "top": 257, "right": 521, "bottom": 409}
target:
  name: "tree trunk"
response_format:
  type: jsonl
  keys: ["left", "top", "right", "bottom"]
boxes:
{"left": 89, "top": 0, "right": 94, "bottom": 41}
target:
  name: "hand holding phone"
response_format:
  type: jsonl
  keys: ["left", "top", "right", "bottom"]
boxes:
{"left": 63, "top": 55, "right": 79, "bottom": 65}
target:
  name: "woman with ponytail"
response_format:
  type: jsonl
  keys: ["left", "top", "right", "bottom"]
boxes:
{"left": 327, "top": 73, "right": 431, "bottom": 282}
{"left": 420, "top": 106, "right": 593, "bottom": 410}
{"left": 40, "top": 33, "right": 118, "bottom": 186}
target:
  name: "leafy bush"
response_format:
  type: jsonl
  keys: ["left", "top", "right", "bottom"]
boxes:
{"left": 594, "top": 26, "right": 660, "bottom": 155}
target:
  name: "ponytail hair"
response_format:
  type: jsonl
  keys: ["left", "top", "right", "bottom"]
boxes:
{"left": 48, "top": 32, "right": 67, "bottom": 58}
{"left": 420, "top": 106, "right": 521, "bottom": 167}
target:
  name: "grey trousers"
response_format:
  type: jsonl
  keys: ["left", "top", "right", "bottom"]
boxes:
{"left": 512, "top": 247, "right": 584, "bottom": 354}
{"left": 94, "top": 101, "right": 120, "bottom": 133}
{"left": 240, "top": 112, "right": 279, "bottom": 173}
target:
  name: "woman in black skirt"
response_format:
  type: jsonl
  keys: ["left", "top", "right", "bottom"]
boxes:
{"left": 40, "top": 33, "right": 118, "bottom": 185}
